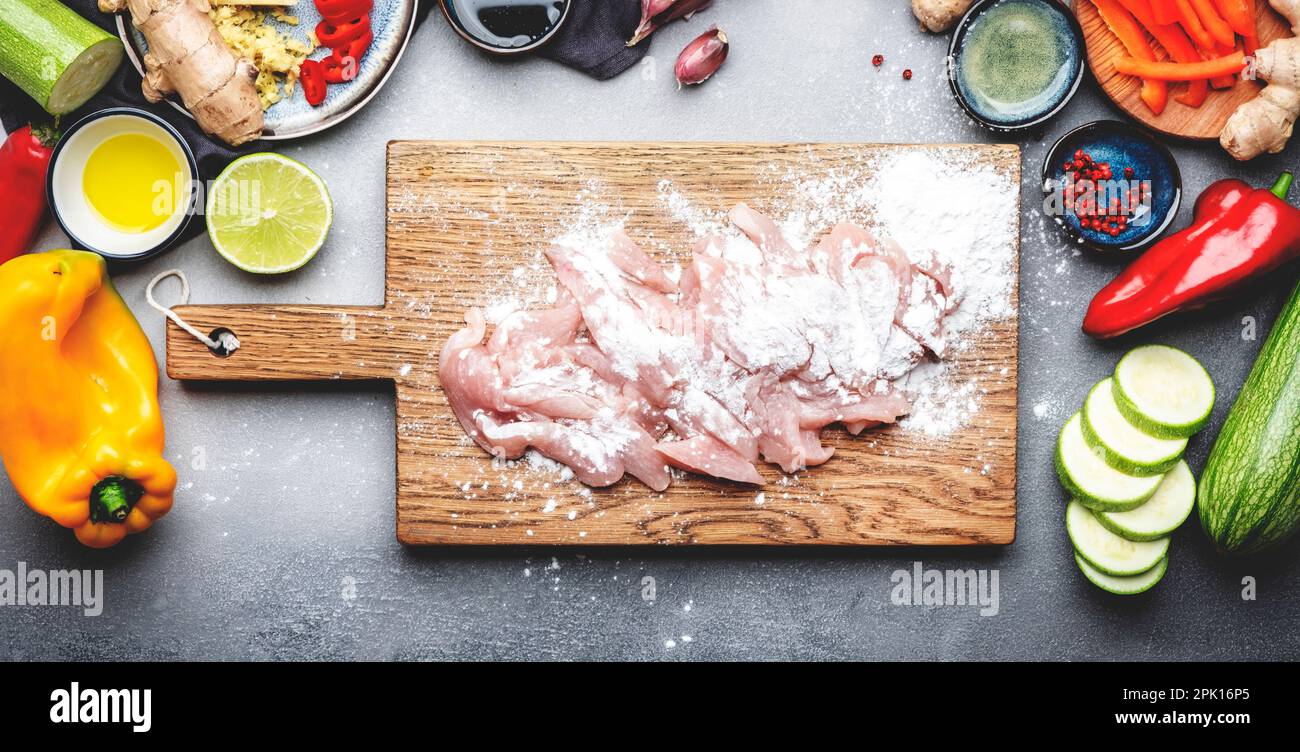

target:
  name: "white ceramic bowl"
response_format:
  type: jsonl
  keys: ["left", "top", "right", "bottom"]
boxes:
{"left": 48, "top": 108, "right": 198, "bottom": 261}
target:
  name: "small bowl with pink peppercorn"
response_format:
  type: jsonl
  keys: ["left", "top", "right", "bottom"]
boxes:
{"left": 1042, "top": 120, "right": 1182, "bottom": 253}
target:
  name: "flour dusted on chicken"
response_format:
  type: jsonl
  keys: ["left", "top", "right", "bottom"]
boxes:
{"left": 440, "top": 203, "right": 959, "bottom": 489}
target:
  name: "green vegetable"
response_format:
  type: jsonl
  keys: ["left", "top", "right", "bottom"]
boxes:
{"left": 1200, "top": 279, "right": 1300, "bottom": 554}
{"left": 1096, "top": 460, "right": 1196, "bottom": 541}
{"left": 0, "top": 0, "right": 122, "bottom": 115}
{"left": 1074, "top": 552, "right": 1168, "bottom": 595}
{"left": 1113, "top": 345, "right": 1215, "bottom": 438}
{"left": 1082, "top": 377, "right": 1187, "bottom": 476}
{"left": 1066, "top": 500, "right": 1170, "bottom": 576}
{"left": 1056, "top": 413, "right": 1163, "bottom": 512}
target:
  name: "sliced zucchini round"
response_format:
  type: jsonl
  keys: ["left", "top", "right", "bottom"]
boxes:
{"left": 1113, "top": 345, "right": 1215, "bottom": 439}
{"left": 1066, "top": 500, "right": 1170, "bottom": 575}
{"left": 1097, "top": 460, "right": 1196, "bottom": 541}
{"left": 1075, "top": 552, "right": 1168, "bottom": 595}
{"left": 1056, "top": 413, "right": 1163, "bottom": 512}
{"left": 1082, "top": 377, "right": 1187, "bottom": 476}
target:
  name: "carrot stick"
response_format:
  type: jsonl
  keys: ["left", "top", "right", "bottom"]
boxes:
{"left": 1213, "top": 0, "right": 1257, "bottom": 54}
{"left": 1190, "top": 0, "right": 1237, "bottom": 47}
{"left": 1115, "top": 0, "right": 1211, "bottom": 105}
{"left": 1206, "top": 41, "right": 1241, "bottom": 87}
{"left": 1113, "top": 52, "right": 1248, "bottom": 79}
{"left": 1150, "top": 0, "right": 1182, "bottom": 24}
{"left": 1178, "top": 77, "right": 1210, "bottom": 106}
{"left": 1174, "top": 0, "right": 1217, "bottom": 49}
{"left": 1093, "top": 0, "right": 1169, "bottom": 114}
{"left": 1118, "top": 0, "right": 1206, "bottom": 63}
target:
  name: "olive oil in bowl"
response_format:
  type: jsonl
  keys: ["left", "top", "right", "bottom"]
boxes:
{"left": 48, "top": 108, "right": 197, "bottom": 261}
{"left": 82, "top": 133, "right": 181, "bottom": 234}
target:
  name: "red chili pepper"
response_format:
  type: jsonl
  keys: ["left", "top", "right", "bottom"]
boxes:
{"left": 299, "top": 59, "right": 327, "bottom": 106}
{"left": 332, "top": 30, "right": 373, "bottom": 69}
{"left": 0, "top": 124, "right": 58, "bottom": 264}
{"left": 314, "top": 0, "right": 372, "bottom": 24}
{"left": 323, "top": 33, "right": 372, "bottom": 83}
{"left": 1083, "top": 172, "right": 1300, "bottom": 338}
{"left": 321, "top": 54, "right": 348, "bottom": 84}
{"left": 315, "top": 14, "right": 371, "bottom": 49}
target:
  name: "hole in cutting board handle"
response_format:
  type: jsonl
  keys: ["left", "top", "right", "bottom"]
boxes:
{"left": 208, "top": 328, "right": 238, "bottom": 358}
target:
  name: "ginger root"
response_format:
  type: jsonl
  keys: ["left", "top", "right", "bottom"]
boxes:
{"left": 1221, "top": 0, "right": 1300, "bottom": 160}
{"left": 100, "top": 0, "right": 262, "bottom": 146}
{"left": 911, "top": 0, "right": 976, "bottom": 32}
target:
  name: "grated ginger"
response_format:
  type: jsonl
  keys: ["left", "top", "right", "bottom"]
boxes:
{"left": 210, "top": 6, "right": 316, "bottom": 109}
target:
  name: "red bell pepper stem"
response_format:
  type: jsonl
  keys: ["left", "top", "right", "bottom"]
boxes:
{"left": 1272, "top": 171, "right": 1293, "bottom": 200}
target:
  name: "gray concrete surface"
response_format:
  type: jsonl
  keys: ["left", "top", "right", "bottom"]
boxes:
{"left": 2, "top": 1, "right": 1298, "bottom": 661}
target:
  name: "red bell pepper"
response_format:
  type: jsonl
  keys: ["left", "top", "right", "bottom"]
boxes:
{"left": 1083, "top": 172, "right": 1300, "bottom": 338}
{"left": 0, "top": 124, "right": 58, "bottom": 264}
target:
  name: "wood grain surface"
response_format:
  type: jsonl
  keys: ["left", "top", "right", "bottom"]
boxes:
{"left": 167, "top": 141, "right": 1021, "bottom": 546}
{"left": 1075, "top": 0, "right": 1290, "bottom": 140}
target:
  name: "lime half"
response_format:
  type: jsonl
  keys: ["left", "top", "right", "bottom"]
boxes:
{"left": 206, "top": 153, "right": 333, "bottom": 274}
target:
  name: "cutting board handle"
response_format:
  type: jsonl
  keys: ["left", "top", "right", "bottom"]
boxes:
{"left": 166, "top": 305, "right": 398, "bottom": 382}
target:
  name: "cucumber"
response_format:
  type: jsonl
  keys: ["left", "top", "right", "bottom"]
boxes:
{"left": 0, "top": 0, "right": 122, "bottom": 115}
{"left": 1056, "top": 413, "right": 1163, "bottom": 512}
{"left": 1082, "top": 377, "right": 1187, "bottom": 476}
{"left": 1097, "top": 460, "right": 1196, "bottom": 541}
{"left": 1200, "top": 279, "right": 1300, "bottom": 554}
{"left": 1066, "top": 500, "right": 1170, "bottom": 575}
{"left": 1113, "top": 345, "right": 1215, "bottom": 438}
{"left": 1074, "top": 552, "right": 1168, "bottom": 595}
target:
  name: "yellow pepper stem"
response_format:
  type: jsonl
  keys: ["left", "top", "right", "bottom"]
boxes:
{"left": 90, "top": 477, "right": 143, "bottom": 524}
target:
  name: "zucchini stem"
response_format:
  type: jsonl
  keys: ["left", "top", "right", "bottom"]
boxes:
{"left": 90, "top": 476, "right": 142, "bottom": 524}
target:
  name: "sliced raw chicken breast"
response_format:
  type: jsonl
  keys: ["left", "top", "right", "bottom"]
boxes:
{"left": 440, "top": 205, "right": 960, "bottom": 490}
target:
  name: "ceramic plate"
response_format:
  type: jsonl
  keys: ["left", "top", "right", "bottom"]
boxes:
{"left": 116, "top": 0, "right": 417, "bottom": 141}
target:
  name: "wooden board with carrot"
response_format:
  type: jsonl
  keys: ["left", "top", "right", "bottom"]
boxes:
{"left": 1075, "top": 0, "right": 1290, "bottom": 139}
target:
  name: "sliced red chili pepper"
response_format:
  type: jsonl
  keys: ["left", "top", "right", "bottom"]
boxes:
{"left": 315, "top": 14, "right": 371, "bottom": 49}
{"left": 332, "top": 30, "right": 373, "bottom": 70}
{"left": 299, "top": 59, "right": 327, "bottom": 106}
{"left": 314, "top": 0, "right": 372, "bottom": 24}
{"left": 322, "top": 51, "right": 364, "bottom": 84}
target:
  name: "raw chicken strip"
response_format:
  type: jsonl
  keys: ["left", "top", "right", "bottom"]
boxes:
{"left": 439, "top": 205, "right": 960, "bottom": 491}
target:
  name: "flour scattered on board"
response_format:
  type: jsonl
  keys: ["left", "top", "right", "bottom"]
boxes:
{"left": 413, "top": 148, "right": 1017, "bottom": 505}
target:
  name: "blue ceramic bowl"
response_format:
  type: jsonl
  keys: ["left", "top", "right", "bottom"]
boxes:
{"left": 1042, "top": 120, "right": 1182, "bottom": 253}
{"left": 948, "top": 0, "right": 1085, "bottom": 133}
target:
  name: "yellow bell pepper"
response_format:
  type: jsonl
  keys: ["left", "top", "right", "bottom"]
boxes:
{"left": 0, "top": 251, "right": 176, "bottom": 548}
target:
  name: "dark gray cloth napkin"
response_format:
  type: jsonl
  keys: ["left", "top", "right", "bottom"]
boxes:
{"left": 539, "top": 0, "right": 649, "bottom": 80}
{"left": 0, "top": 0, "right": 647, "bottom": 243}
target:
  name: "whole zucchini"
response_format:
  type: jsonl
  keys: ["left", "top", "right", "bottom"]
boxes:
{"left": 0, "top": 0, "right": 123, "bottom": 115}
{"left": 1200, "top": 279, "right": 1300, "bottom": 554}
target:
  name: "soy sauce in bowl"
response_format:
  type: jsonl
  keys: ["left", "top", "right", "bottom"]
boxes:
{"left": 440, "top": 0, "right": 571, "bottom": 53}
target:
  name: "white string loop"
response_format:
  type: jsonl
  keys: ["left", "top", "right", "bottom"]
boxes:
{"left": 145, "top": 270, "right": 241, "bottom": 355}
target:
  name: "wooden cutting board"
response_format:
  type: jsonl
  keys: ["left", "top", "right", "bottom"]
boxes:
{"left": 1074, "top": 0, "right": 1290, "bottom": 140}
{"left": 166, "top": 142, "right": 1020, "bottom": 546}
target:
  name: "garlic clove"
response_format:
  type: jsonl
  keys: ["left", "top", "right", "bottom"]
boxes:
{"left": 628, "top": 0, "right": 715, "bottom": 47}
{"left": 675, "top": 25, "right": 728, "bottom": 87}
{"left": 629, "top": 0, "right": 676, "bottom": 46}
